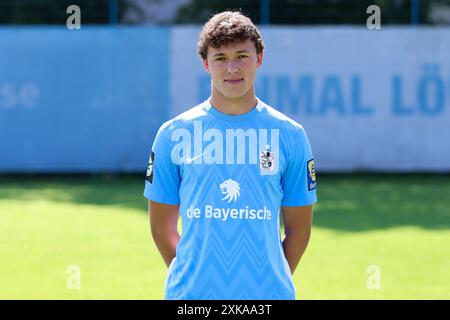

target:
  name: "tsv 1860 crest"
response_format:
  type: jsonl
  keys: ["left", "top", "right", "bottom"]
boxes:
{"left": 260, "top": 144, "right": 274, "bottom": 173}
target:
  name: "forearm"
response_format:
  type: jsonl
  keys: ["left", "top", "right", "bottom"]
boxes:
{"left": 151, "top": 228, "right": 180, "bottom": 267}
{"left": 282, "top": 230, "right": 311, "bottom": 274}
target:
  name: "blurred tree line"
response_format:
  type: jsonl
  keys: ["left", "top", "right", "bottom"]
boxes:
{"left": 0, "top": 0, "right": 446, "bottom": 25}
{"left": 174, "top": 0, "right": 420, "bottom": 24}
{"left": 0, "top": 0, "right": 110, "bottom": 24}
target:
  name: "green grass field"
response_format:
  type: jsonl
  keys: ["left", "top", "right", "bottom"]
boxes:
{"left": 1, "top": 174, "right": 449, "bottom": 299}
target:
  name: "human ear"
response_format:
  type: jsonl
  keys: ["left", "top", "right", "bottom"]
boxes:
{"left": 256, "top": 51, "right": 264, "bottom": 68}
{"left": 201, "top": 58, "right": 210, "bottom": 73}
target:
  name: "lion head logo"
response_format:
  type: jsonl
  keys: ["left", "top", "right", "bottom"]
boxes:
{"left": 219, "top": 179, "right": 240, "bottom": 203}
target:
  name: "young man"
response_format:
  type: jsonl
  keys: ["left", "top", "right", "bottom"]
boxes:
{"left": 144, "top": 11, "right": 317, "bottom": 300}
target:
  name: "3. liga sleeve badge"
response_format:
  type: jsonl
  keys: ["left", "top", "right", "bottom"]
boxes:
{"left": 307, "top": 159, "right": 317, "bottom": 191}
{"left": 146, "top": 151, "right": 155, "bottom": 184}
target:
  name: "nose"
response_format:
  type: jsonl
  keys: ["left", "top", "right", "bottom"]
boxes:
{"left": 226, "top": 59, "right": 239, "bottom": 73}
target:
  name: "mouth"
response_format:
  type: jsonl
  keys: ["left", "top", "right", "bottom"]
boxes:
{"left": 224, "top": 78, "right": 244, "bottom": 85}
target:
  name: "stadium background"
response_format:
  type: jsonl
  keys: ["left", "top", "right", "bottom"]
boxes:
{"left": 0, "top": 0, "right": 449, "bottom": 299}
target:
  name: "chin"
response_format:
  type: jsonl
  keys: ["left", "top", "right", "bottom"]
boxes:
{"left": 220, "top": 88, "right": 249, "bottom": 100}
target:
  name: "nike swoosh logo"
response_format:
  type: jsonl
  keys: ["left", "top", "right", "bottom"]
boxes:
{"left": 185, "top": 152, "right": 207, "bottom": 163}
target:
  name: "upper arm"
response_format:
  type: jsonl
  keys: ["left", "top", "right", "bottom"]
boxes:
{"left": 281, "top": 127, "right": 317, "bottom": 206}
{"left": 148, "top": 200, "right": 179, "bottom": 234}
{"left": 281, "top": 205, "right": 313, "bottom": 234}
{"left": 144, "top": 124, "right": 181, "bottom": 205}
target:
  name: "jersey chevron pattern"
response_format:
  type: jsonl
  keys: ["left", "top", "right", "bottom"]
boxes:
{"left": 144, "top": 98, "right": 317, "bottom": 299}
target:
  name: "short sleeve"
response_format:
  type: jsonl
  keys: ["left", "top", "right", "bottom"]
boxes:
{"left": 143, "top": 125, "right": 180, "bottom": 205}
{"left": 281, "top": 127, "right": 318, "bottom": 206}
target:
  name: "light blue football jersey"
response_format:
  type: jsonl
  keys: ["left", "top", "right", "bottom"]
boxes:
{"left": 144, "top": 98, "right": 317, "bottom": 300}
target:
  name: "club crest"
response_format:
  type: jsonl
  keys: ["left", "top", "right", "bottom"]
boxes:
{"left": 260, "top": 144, "right": 275, "bottom": 172}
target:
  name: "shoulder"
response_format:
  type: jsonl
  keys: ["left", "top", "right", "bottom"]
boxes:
{"left": 156, "top": 101, "right": 209, "bottom": 137}
{"left": 259, "top": 99, "right": 308, "bottom": 139}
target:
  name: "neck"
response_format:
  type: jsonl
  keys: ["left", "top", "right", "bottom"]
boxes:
{"left": 209, "top": 86, "right": 258, "bottom": 115}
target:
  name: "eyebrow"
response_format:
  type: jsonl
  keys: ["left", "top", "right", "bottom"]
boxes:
{"left": 213, "top": 50, "right": 251, "bottom": 57}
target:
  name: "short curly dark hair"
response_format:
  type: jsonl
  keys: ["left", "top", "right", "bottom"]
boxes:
{"left": 198, "top": 11, "right": 265, "bottom": 60}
